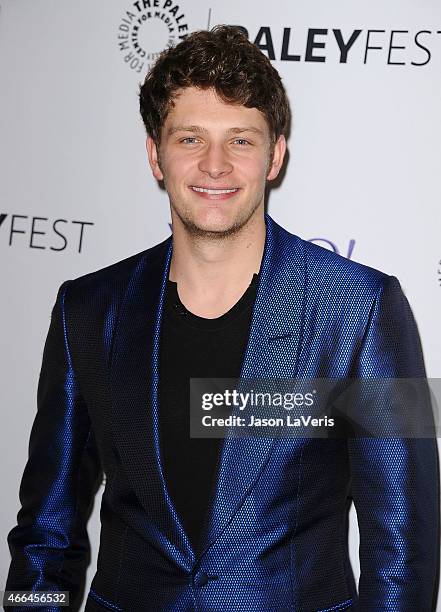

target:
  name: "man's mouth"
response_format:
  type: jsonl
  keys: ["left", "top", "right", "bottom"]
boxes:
{"left": 191, "top": 186, "right": 239, "bottom": 195}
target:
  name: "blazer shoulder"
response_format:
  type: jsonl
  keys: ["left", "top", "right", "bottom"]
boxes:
{"left": 297, "top": 231, "right": 392, "bottom": 295}
{"left": 62, "top": 236, "right": 171, "bottom": 310}
{"left": 269, "top": 216, "right": 389, "bottom": 290}
{"left": 269, "top": 218, "right": 396, "bottom": 309}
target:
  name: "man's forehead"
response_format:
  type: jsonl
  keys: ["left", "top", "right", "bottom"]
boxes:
{"left": 162, "top": 88, "right": 269, "bottom": 136}
{"left": 158, "top": 87, "right": 272, "bottom": 140}
{"left": 165, "top": 87, "right": 267, "bottom": 120}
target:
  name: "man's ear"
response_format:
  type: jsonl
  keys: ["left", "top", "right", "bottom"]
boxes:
{"left": 267, "top": 135, "right": 287, "bottom": 181}
{"left": 146, "top": 136, "right": 164, "bottom": 181}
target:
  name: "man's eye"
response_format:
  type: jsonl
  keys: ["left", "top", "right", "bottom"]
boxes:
{"left": 181, "top": 137, "right": 199, "bottom": 144}
{"left": 233, "top": 139, "right": 250, "bottom": 146}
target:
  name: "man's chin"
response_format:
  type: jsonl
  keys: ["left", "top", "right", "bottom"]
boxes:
{"left": 181, "top": 220, "right": 242, "bottom": 239}
{"left": 174, "top": 210, "right": 253, "bottom": 239}
{"left": 172, "top": 203, "right": 264, "bottom": 239}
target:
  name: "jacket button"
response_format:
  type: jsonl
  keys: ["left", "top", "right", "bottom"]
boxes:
{"left": 193, "top": 571, "right": 209, "bottom": 587}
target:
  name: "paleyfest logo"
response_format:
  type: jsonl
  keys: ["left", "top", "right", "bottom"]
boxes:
{"left": 308, "top": 238, "right": 356, "bottom": 259}
{"left": 118, "top": 0, "right": 189, "bottom": 73}
{"left": 236, "top": 26, "right": 440, "bottom": 66}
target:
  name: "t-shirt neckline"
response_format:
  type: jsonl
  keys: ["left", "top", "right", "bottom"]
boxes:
{"left": 165, "top": 273, "right": 259, "bottom": 330}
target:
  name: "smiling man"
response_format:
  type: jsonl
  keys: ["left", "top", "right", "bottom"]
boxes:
{"left": 5, "top": 25, "right": 439, "bottom": 612}
{"left": 146, "top": 85, "right": 285, "bottom": 316}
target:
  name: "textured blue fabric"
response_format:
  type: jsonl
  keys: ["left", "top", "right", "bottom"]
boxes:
{"left": 5, "top": 214, "right": 439, "bottom": 611}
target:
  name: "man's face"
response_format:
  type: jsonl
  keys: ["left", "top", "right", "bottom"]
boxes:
{"left": 147, "top": 87, "right": 286, "bottom": 238}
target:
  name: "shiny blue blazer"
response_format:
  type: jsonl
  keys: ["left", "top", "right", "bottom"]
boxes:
{"left": 6, "top": 214, "right": 439, "bottom": 611}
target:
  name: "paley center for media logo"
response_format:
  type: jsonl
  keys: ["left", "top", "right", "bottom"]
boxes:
{"left": 118, "top": 0, "right": 189, "bottom": 73}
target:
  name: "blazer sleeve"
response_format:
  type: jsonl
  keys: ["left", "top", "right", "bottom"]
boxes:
{"left": 348, "top": 275, "right": 440, "bottom": 611}
{"left": 5, "top": 281, "right": 103, "bottom": 612}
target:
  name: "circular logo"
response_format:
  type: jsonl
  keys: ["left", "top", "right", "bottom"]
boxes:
{"left": 117, "top": 1, "right": 189, "bottom": 73}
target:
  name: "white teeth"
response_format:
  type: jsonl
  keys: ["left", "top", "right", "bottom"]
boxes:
{"left": 192, "top": 187, "right": 238, "bottom": 194}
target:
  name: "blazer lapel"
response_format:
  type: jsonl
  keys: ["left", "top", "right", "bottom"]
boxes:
{"left": 109, "top": 236, "right": 195, "bottom": 570}
{"left": 199, "top": 214, "right": 306, "bottom": 555}
{"left": 109, "top": 214, "right": 306, "bottom": 566}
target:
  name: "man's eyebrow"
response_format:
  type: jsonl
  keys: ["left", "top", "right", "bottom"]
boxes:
{"left": 227, "top": 127, "right": 265, "bottom": 135}
{"left": 167, "top": 125, "right": 265, "bottom": 136}
{"left": 167, "top": 125, "right": 207, "bottom": 135}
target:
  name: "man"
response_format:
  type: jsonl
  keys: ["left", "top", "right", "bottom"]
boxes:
{"left": 5, "top": 25, "right": 439, "bottom": 612}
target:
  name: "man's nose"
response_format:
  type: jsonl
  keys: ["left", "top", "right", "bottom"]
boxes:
{"left": 198, "top": 144, "right": 233, "bottom": 178}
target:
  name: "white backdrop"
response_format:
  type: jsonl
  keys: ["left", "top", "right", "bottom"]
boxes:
{"left": 1, "top": 1, "right": 440, "bottom": 609}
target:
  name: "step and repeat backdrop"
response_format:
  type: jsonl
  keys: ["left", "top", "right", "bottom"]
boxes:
{"left": 1, "top": 0, "right": 440, "bottom": 608}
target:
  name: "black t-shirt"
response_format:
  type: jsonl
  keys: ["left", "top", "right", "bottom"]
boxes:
{"left": 158, "top": 273, "right": 259, "bottom": 553}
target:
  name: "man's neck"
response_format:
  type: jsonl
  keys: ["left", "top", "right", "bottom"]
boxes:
{"left": 168, "top": 213, "right": 265, "bottom": 318}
